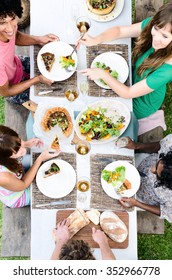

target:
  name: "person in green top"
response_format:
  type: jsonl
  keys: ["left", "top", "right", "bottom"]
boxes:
{"left": 79, "top": 1, "right": 172, "bottom": 142}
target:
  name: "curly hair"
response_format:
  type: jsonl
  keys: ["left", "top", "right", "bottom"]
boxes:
{"left": 59, "top": 240, "right": 96, "bottom": 260}
{"left": 132, "top": 1, "right": 172, "bottom": 76}
{"left": 154, "top": 151, "right": 172, "bottom": 190}
{"left": 0, "top": 125, "right": 22, "bottom": 174}
{"left": 0, "top": 0, "right": 23, "bottom": 19}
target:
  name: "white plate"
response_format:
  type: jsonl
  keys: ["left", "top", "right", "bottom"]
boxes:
{"left": 33, "top": 102, "right": 74, "bottom": 147}
{"left": 101, "top": 160, "right": 141, "bottom": 199}
{"left": 37, "top": 41, "right": 78, "bottom": 81}
{"left": 36, "top": 159, "right": 76, "bottom": 198}
{"left": 91, "top": 52, "right": 129, "bottom": 89}
{"left": 75, "top": 99, "right": 130, "bottom": 144}
{"left": 85, "top": 0, "right": 124, "bottom": 22}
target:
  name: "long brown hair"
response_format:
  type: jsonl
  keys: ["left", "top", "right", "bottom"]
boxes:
{"left": 0, "top": 125, "right": 22, "bottom": 173}
{"left": 132, "top": 1, "right": 172, "bottom": 76}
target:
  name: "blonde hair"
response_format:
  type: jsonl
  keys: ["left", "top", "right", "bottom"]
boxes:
{"left": 132, "top": 1, "right": 172, "bottom": 76}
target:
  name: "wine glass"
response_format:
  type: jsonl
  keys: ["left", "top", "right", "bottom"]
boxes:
{"left": 76, "top": 16, "right": 91, "bottom": 35}
{"left": 64, "top": 86, "right": 79, "bottom": 102}
{"left": 79, "top": 80, "right": 89, "bottom": 96}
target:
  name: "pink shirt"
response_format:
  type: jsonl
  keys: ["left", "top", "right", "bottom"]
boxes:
{"left": 0, "top": 27, "right": 23, "bottom": 86}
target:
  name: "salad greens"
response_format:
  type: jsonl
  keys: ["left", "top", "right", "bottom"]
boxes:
{"left": 59, "top": 56, "right": 75, "bottom": 68}
{"left": 94, "top": 61, "right": 118, "bottom": 85}
{"left": 78, "top": 106, "right": 125, "bottom": 141}
{"left": 102, "top": 166, "right": 126, "bottom": 187}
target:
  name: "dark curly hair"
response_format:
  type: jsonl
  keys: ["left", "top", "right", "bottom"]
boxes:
{"left": 59, "top": 240, "right": 96, "bottom": 260}
{"left": 0, "top": 0, "right": 23, "bottom": 19}
{"left": 154, "top": 151, "right": 172, "bottom": 190}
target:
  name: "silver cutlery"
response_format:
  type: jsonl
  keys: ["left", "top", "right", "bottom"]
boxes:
{"left": 35, "top": 200, "right": 71, "bottom": 207}
{"left": 38, "top": 88, "right": 61, "bottom": 95}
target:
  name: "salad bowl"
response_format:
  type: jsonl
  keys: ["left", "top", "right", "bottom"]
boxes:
{"left": 75, "top": 100, "right": 130, "bottom": 144}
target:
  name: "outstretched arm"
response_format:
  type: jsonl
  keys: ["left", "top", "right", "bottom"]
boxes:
{"left": 122, "top": 137, "right": 161, "bottom": 153}
{"left": 92, "top": 227, "right": 116, "bottom": 260}
{"left": 80, "top": 22, "right": 142, "bottom": 46}
{"left": 50, "top": 220, "right": 70, "bottom": 260}
{"left": 16, "top": 31, "right": 59, "bottom": 46}
{"left": 120, "top": 197, "right": 161, "bottom": 216}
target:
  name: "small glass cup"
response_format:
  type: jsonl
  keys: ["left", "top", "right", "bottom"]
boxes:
{"left": 76, "top": 16, "right": 91, "bottom": 34}
{"left": 115, "top": 137, "right": 129, "bottom": 148}
{"left": 75, "top": 140, "right": 91, "bottom": 155}
{"left": 77, "top": 176, "right": 90, "bottom": 203}
{"left": 64, "top": 86, "right": 79, "bottom": 102}
{"left": 79, "top": 80, "right": 89, "bottom": 96}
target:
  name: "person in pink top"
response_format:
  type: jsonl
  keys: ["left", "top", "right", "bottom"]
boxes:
{"left": 0, "top": 0, "right": 59, "bottom": 104}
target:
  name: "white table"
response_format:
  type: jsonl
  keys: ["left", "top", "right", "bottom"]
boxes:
{"left": 30, "top": 0, "right": 137, "bottom": 260}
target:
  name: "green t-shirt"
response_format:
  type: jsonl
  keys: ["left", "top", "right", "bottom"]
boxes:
{"left": 133, "top": 17, "right": 172, "bottom": 119}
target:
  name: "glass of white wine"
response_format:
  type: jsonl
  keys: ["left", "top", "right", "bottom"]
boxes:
{"left": 76, "top": 16, "right": 91, "bottom": 34}
{"left": 79, "top": 80, "right": 89, "bottom": 96}
{"left": 64, "top": 86, "right": 79, "bottom": 102}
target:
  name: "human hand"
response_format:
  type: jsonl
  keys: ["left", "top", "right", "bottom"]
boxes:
{"left": 52, "top": 219, "right": 70, "bottom": 245}
{"left": 119, "top": 197, "right": 138, "bottom": 208}
{"left": 124, "top": 137, "right": 138, "bottom": 150}
{"left": 38, "top": 75, "right": 54, "bottom": 86}
{"left": 92, "top": 227, "right": 109, "bottom": 247}
{"left": 39, "top": 148, "right": 61, "bottom": 162}
{"left": 23, "top": 138, "right": 43, "bottom": 149}
{"left": 78, "top": 33, "right": 98, "bottom": 47}
{"left": 79, "top": 68, "right": 105, "bottom": 81}
{"left": 38, "top": 34, "right": 60, "bottom": 45}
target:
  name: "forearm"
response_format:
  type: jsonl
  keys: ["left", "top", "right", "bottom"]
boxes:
{"left": 1, "top": 77, "right": 40, "bottom": 97}
{"left": 22, "top": 155, "right": 43, "bottom": 187}
{"left": 50, "top": 243, "right": 64, "bottom": 260}
{"left": 16, "top": 31, "right": 43, "bottom": 46}
{"left": 134, "top": 142, "right": 160, "bottom": 153}
{"left": 95, "top": 26, "right": 121, "bottom": 44}
{"left": 135, "top": 200, "right": 160, "bottom": 216}
{"left": 99, "top": 243, "right": 116, "bottom": 260}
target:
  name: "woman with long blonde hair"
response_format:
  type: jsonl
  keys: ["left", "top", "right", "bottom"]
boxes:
{"left": 80, "top": 1, "right": 172, "bottom": 141}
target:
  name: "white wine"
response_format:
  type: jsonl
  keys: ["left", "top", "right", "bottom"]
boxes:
{"left": 75, "top": 141, "right": 91, "bottom": 155}
{"left": 77, "top": 180, "right": 90, "bottom": 192}
{"left": 77, "top": 21, "right": 90, "bottom": 33}
{"left": 80, "top": 80, "right": 89, "bottom": 96}
{"left": 65, "top": 89, "right": 78, "bottom": 101}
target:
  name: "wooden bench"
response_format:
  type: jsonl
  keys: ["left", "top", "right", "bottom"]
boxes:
{"left": 1, "top": 0, "right": 165, "bottom": 258}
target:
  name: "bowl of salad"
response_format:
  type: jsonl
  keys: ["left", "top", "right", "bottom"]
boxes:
{"left": 90, "top": 51, "right": 129, "bottom": 89}
{"left": 75, "top": 100, "right": 131, "bottom": 144}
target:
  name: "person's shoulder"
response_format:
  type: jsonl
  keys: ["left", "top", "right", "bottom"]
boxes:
{"left": 141, "top": 17, "right": 152, "bottom": 30}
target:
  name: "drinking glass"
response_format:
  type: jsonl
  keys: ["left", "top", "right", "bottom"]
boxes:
{"left": 77, "top": 176, "right": 90, "bottom": 203}
{"left": 64, "top": 86, "right": 79, "bottom": 102}
{"left": 76, "top": 16, "right": 91, "bottom": 34}
{"left": 79, "top": 80, "right": 89, "bottom": 96}
{"left": 75, "top": 140, "right": 91, "bottom": 155}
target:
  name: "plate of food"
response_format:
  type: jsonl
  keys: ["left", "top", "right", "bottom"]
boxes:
{"left": 37, "top": 41, "right": 78, "bottom": 81}
{"left": 91, "top": 52, "right": 129, "bottom": 89}
{"left": 75, "top": 99, "right": 130, "bottom": 144}
{"left": 36, "top": 159, "right": 76, "bottom": 198}
{"left": 101, "top": 160, "right": 141, "bottom": 199}
{"left": 33, "top": 102, "right": 74, "bottom": 147}
{"left": 85, "top": 0, "right": 124, "bottom": 22}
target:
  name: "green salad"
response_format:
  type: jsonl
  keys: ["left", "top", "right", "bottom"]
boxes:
{"left": 78, "top": 106, "right": 125, "bottom": 141}
{"left": 102, "top": 166, "right": 126, "bottom": 187}
{"left": 94, "top": 61, "right": 118, "bottom": 85}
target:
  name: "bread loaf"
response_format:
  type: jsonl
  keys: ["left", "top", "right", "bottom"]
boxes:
{"left": 67, "top": 209, "right": 90, "bottom": 238}
{"left": 86, "top": 209, "right": 100, "bottom": 225}
{"left": 100, "top": 211, "right": 128, "bottom": 243}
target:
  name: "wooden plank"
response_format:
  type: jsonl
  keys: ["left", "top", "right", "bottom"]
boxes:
{"left": 134, "top": 0, "right": 163, "bottom": 22}
{"left": 1, "top": 206, "right": 31, "bottom": 257}
{"left": 137, "top": 211, "right": 164, "bottom": 234}
{"left": 56, "top": 210, "right": 129, "bottom": 249}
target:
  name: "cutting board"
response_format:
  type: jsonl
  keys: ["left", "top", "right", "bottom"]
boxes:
{"left": 56, "top": 210, "right": 129, "bottom": 249}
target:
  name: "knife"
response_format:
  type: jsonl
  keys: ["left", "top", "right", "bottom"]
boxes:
{"left": 38, "top": 88, "right": 61, "bottom": 95}
{"left": 35, "top": 200, "right": 71, "bottom": 207}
